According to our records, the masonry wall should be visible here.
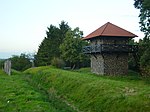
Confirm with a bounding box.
[90,37,129,75]
[90,37,129,45]
[91,54,104,74]
[91,53,128,75]
[103,53,128,75]
[102,37,129,44]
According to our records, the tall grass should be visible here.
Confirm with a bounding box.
[0,69,75,112]
[0,69,56,112]
[24,66,150,112]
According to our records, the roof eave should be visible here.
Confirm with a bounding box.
[82,35,138,40]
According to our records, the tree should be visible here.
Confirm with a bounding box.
[138,37,150,76]
[35,21,90,68]
[128,39,139,71]
[35,37,54,66]
[60,27,89,69]
[59,21,70,40]
[134,0,150,37]
[35,21,70,66]
[10,53,32,71]
[0,59,5,69]
[134,0,150,76]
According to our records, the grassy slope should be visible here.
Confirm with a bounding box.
[24,66,150,112]
[0,70,55,112]
[0,69,75,112]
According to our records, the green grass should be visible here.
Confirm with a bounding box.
[0,69,75,112]
[1,67,150,112]
[24,66,150,112]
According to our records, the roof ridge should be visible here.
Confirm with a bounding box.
[101,22,109,36]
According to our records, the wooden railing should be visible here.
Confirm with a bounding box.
[83,44,138,54]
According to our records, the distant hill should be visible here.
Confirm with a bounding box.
[0,59,5,60]
[0,51,21,59]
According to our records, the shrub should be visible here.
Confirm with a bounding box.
[140,66,150,77]
[0,59,5,69]
[51,57,65,68]
[140,46,150,77]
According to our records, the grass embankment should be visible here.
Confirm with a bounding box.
[24,66,150,112]
[0,69,75,112]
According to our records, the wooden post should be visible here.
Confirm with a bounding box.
[4,60,11,75]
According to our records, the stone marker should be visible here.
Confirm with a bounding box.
[4,60,11,75]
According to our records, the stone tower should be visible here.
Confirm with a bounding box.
[83,22,138,75]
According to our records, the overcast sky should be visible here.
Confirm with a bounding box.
[0,0,144,59]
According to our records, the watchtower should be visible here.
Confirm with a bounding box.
[83,22,138,75]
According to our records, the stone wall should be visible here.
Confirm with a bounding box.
[91,53,128,75]
[90,37,129,75]
[102,37,129,44]
[104,53,128,75]
[90,38,103,45]
[90,37,129,46]
[91,54,104,74]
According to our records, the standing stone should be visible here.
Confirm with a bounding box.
[4,60,11,75]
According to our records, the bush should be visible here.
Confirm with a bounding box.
[51,57,65,68]
[10,53,32,71]
[0,59,5,69]
[139,46,150,77]
[140,66,150,77]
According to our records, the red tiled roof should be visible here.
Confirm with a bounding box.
[82,22,138,40]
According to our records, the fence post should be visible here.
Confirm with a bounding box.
[4,60,11,75]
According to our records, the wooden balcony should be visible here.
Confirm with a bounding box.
[83,44,138,54]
